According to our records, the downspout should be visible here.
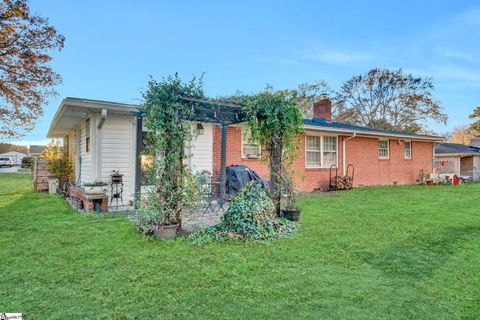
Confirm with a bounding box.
[134,112,144,209]
[343,132,357,176]
[219,124,228,205]
[97,108,107,129]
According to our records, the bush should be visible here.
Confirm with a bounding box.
[129,206,164,235]
[190,183,297,244]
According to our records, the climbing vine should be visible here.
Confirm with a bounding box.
[242,86,304,215]
[140,73,204,225]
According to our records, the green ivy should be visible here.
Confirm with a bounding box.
[139,73,204,225]
[242,86,304,213]
[190,183,296,244]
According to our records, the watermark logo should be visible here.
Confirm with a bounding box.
[0,313,22,320]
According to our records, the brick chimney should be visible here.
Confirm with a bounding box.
[313,95,332,121]
[470,135,480,148]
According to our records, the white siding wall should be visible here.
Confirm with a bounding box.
[64,130,76,178]
[79,124,91,184]
[189,123,213,174]
[100,115,135,205]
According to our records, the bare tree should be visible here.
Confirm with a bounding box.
[334,68,447,133]
[289,80,330,117]
[0,0,64,138]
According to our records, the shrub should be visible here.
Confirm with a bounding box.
[129,206,164,235]
[130,171,202,235]
[190,183,297,244]
[83,181,108,187]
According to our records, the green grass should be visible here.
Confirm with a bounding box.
[1,173,479,319]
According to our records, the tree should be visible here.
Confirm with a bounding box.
[243,86,304,215]
[290,80,330,117]
[469,106,480,133]
[0,142,27,153]
[450,125,477,145]
[334,68,447,133]
[1,0,64,138]
[40,139,72,184]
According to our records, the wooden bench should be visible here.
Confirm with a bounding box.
[68,187,108,212]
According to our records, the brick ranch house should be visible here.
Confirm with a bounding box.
[47,97,442,206]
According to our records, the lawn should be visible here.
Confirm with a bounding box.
[1,173,479,319]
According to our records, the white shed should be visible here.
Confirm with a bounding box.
[47,97,216,209]
[0,151,27,165]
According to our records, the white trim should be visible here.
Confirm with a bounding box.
[404,140,412,160]
[305,134,339,168]
[303,124,443,142]
[48,97,137,138]
[378,139,390,160]
[434,153,480,157]
[240,127,261,159]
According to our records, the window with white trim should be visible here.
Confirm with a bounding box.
[404,141,412,159]
[241,128,261,158]
[378,139,389,159]
[306,136,321,167]
[305,135,338,168]
[323,136,337,167]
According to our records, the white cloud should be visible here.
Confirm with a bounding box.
[305,49,374,65]
[434,48,475,62]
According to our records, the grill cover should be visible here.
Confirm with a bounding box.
[226,165,268,198]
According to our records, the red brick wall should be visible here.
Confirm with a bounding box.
[345,137,433,186]
[212,125,434,191]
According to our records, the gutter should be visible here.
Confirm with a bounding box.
[343,132,357,175]
[304,124,443,142]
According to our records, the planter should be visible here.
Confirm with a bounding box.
[282,209,301,221]
[154,223,180,240]
[83,186,107,195]
[426,180,434,185]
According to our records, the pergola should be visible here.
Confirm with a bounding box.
[133,97,247,207]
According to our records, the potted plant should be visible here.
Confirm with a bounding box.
[83,181,108,194]
[130,205,178,239]
[281,172,301,221]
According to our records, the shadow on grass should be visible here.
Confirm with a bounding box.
[365,226,480,280]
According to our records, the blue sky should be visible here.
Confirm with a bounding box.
[11,0,480,145]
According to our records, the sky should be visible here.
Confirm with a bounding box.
[9,0,480,145]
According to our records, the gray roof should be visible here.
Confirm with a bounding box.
[29,145,46,155]
[434,143,480,155]
[303,118,442,140]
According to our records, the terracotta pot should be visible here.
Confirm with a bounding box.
[282,209,301,221]
[426,180,434,185]
[154,223,179,240]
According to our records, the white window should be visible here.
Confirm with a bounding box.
[305,135,338,168]
[378,139,389,159]
[323,136,337,168]
[241,128,261,158]
[306,136,321,167]
[404,141,412,159]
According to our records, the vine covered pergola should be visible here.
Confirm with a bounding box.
[133,96,246,209]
